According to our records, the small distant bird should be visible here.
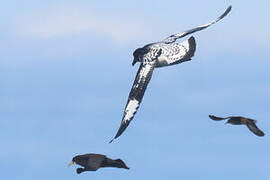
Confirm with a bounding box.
[110,6,232,142]
[209,115,265,137]
[68,153,129,174]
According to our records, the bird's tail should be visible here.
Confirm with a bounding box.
[209,115,231,121]
[114,159,130,169]
[102,158,130,169]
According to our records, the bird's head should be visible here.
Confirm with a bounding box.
[68,155,87,167]
[132,47,147,66]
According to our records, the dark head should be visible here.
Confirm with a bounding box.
[68,155,88,168]
[132,47,147,66]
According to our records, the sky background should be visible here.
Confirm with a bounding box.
[1,0,270,179]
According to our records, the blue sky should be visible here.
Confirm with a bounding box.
[1,0,270,179]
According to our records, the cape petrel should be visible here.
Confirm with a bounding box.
[110,6,232,142]
[209,115,265,137]
[68,153,129,174]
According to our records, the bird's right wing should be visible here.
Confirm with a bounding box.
[162,5,232,44]
[246,122,265,137]
[209,115,231,121]
[110,61,156,143]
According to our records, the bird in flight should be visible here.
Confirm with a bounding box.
[68,153,129,174]
[209,115,265,137]
[110,6,232,143]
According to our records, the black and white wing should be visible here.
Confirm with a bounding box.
[246,121,265,137]
[156,36,196,68]
[162,5,232,44]
[110,61,156,143]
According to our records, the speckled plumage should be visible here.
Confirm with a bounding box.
[110,6,232,142]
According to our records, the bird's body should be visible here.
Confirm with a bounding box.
[154,37,196,67]
[110,6,232,142]
[209,115,265,137]
[134,37,196,68]
[68,153,129,174]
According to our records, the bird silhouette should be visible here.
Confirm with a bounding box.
[68,153,129,174]
[110,6,232,142]
[209,115,265,137]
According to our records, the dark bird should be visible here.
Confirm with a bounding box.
[209,115,265,137]
[68,153,129,174]
[110,6,232,142]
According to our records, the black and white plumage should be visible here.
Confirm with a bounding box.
[209,115,265,137]
[68,153,129,174]
[110,6,232,142]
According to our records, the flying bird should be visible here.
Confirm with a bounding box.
[110,6,232,143]
[209,115,265,137]
[68,153,129,174]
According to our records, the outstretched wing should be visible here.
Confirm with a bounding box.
[246,122,265,137]
[110,61,156,143]
[209,115,231,121]
[162,5,232,44]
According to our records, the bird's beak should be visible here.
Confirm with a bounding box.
[67,161,74,167]
[132,59,137,66]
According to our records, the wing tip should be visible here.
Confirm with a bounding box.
[209,115,225,121]
[219,5,232,20]
[253,129,265,137]
[109,127,124,143]
[209,115,216,120]
[247,122,265,137]
[255,127,265,137]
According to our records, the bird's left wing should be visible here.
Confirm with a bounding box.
[110,61,156,142]
[162,5,232,44]
[209,115,231,121]
[246,121,265,137]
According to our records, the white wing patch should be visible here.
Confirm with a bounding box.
[163,42,188,60]
[110,61,156,142]
[124,99,139,123]
[181,39,190,50]
[156,37,196,67]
